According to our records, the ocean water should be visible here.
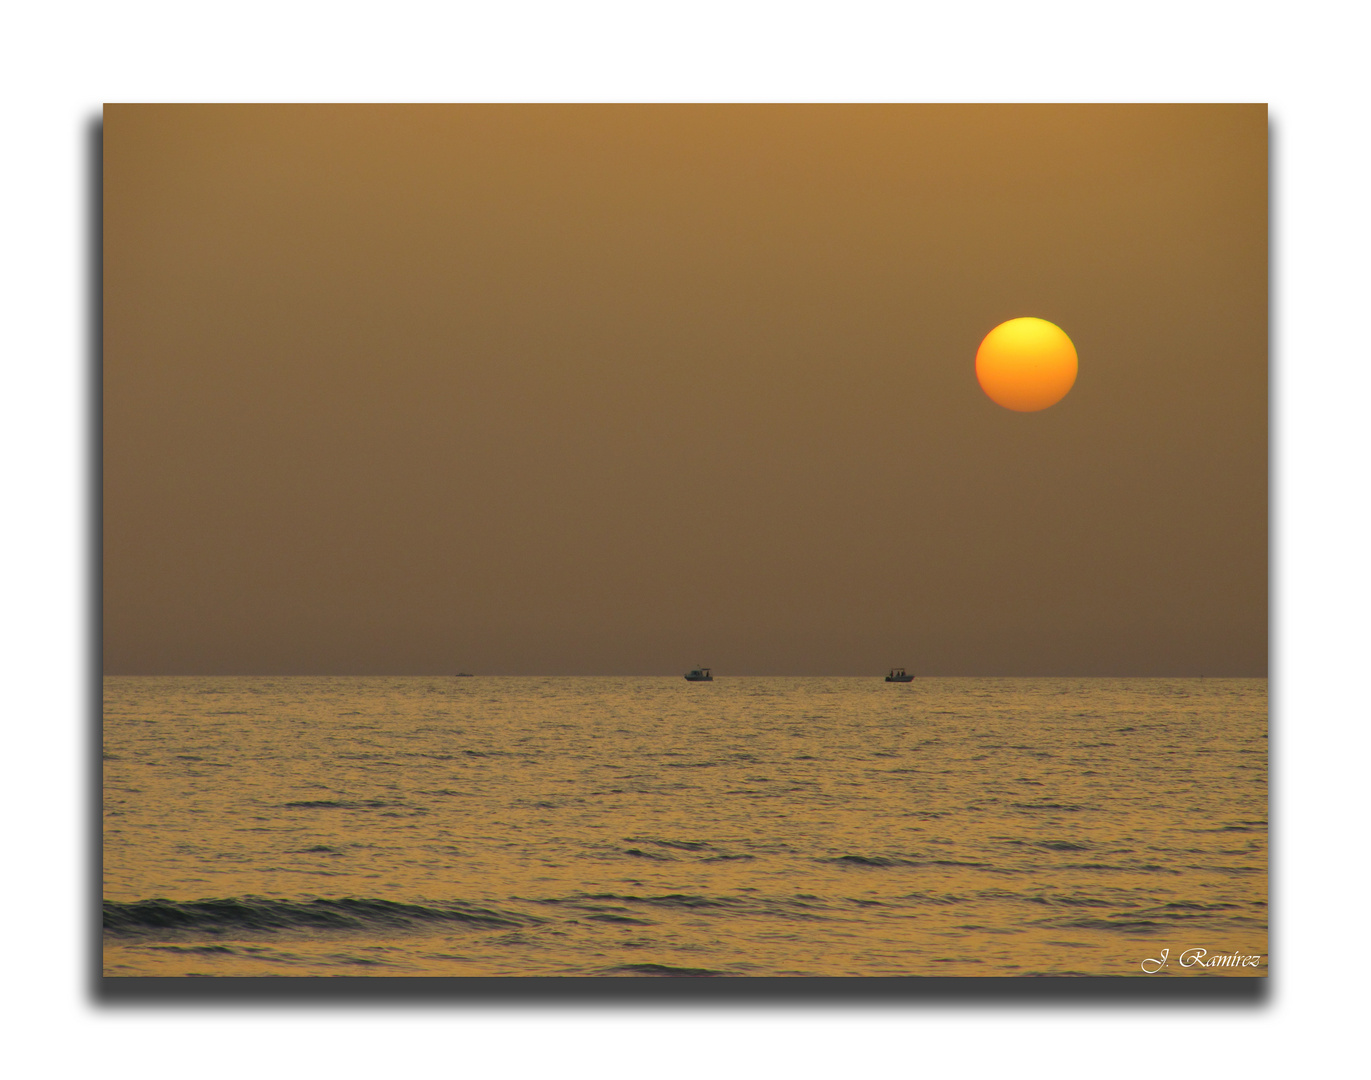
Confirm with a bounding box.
[103,676,1267,977]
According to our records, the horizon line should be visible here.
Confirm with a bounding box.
[101,671,1269,679]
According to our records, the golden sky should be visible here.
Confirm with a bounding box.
[103,104,1266,675]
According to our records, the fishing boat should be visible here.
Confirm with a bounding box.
[684,667,713,682]
[885,668,914,682]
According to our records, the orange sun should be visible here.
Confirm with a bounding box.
[975,317,1078,412]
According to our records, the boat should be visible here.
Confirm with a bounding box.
[885,668,914,682]
[454,672,474,677]
[684,667,713,682]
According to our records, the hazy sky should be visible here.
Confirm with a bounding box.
[103,104,1266,675]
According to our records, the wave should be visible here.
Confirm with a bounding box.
[537,892,831,920]
[579,892,738,910]
[283,800,398,809]
[829,855,919,868]
[1049,917,1166,933]
[103,897,537,938]
[624,837,712,851]
[585,913,654,925]
[826,855,991,869]
[1010,802,1094,812]
[601,962,727,977]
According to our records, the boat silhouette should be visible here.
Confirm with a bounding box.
[684,667,713,682]
[885,668,914,682]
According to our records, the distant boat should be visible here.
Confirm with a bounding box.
[454,672,474,677]
[885,668,914,682]
[684,667,713,682]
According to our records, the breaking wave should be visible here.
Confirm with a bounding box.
[103,897,537,938]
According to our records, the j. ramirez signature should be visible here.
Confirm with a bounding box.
[1141,948,1263,973]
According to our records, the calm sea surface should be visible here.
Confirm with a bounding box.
[103,676,1267,977]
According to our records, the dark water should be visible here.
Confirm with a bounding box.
[103,676,1267,976]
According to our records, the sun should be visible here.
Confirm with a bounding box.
[975,317,1078,412]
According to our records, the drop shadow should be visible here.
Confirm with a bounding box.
[86,110,107,1007]
[97,973,1267,1007]
[1264,107,1278,1005]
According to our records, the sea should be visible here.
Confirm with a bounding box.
[102,676,1267,977]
